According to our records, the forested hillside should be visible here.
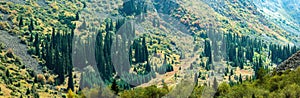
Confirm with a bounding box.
[0,0,299,98]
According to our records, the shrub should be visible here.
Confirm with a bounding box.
[0,43,5,50]
[20,37,27,45]
[0,14,3,20]
[27,47,35,55]
[15,82,21,87]
[120,85,168,98]
[47,76,55,84]
[10,91,18,96]
[0,6,10,14]
[37,74,46,85]
[8,28,19,35]
[15,56,22,65]
[26,88,30,95]
[0,65,5,70]
[67,89,75,98]
[5,48,14,58]
[20,64,25,69]
[0,21,10,30]
[42,66,48,73]
[27,69,36,77]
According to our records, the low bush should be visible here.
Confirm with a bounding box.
[0,42,5,50]
[5,48,14,58]
[0,6,10,14]
[37,74,46,85]
[0,21,10,30]
[27,47,35,55]
[0,65,5,70]
[47,76,55,85]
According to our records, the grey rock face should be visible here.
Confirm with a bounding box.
[277,51,300,72]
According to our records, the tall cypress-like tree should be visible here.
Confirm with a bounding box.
[45,34,53,69]
[34,33,40,57]
[204,39,212,65]
[111,79,119,95]
[95,30,106,78]
[67,68,74,91]
[29,18,34,33]
[129,45,133,66]
[239,74,243,84]
[213,77,218,90]
[104,31,114,80]
[30,33,34,42]
[19,16,23,29]
[55,36,65,84]
[142,37,151,73]
[75,11,80,20]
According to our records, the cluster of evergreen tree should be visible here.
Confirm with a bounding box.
[94,18,116,82]
[156,54,174,74]
[225,32,298,68]
[152,0,298,80]
[58,11,78,30]
[132,37,149,64]
[269,44,297,64]
[120,0,147,16]
[201,28,298,80]
[131,37,151,74]
[202,29,226,71]
[224,32,256,69]
[92,18,157,90]
[43,28,74,85]
[26,17,75,86]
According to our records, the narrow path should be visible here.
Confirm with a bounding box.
[0,30,41,74]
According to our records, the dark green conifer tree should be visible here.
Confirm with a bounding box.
[111,79,119,95]
[29,18,34,33]
[67,68,74,91]
[34,33,40,57]
[19,16,23,29]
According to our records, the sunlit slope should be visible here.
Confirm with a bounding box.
[177,0,298,44]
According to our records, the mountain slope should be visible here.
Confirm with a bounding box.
[0,0,299,97]
[201,0,297,44]
[0,30,41,74]
[253,0,300,42]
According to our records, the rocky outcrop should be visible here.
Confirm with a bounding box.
[276,50,300,72]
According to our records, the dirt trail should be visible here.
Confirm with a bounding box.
[0,30,41,74]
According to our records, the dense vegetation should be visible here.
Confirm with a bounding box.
[0,0,83,97]
[216,67,300,98]
[0,43,43,97]
[111,67,300,98]
[201,29,298,77]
